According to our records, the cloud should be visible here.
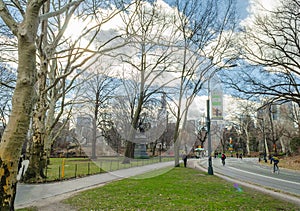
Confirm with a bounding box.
[240,0,281,27]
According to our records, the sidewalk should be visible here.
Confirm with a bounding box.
[15,161,174,209]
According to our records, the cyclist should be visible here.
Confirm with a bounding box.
[221,153,226,166]
[270,155,279,173]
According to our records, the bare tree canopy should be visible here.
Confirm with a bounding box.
[224,0,300,105]
[0,0,238,208]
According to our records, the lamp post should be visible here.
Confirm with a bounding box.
[206,97,213,175]
[205,63,236,175]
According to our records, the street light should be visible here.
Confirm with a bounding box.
[206,66,216,175]
[206,97,213,175]
[206,63,237,175]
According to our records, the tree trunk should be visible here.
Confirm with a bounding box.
[173,119,180,167]
[0,0,43,206]
[24,60,47,182]
[0,38,37,209]
[264,136,270,158]
[245,130,251,156]
[123,141,135,163]
[24,1,51,182]
[125,141,135,158]
[152,140,157,156]
[44,98,57,164]
[123,94,143,161]
[92,118,97,159]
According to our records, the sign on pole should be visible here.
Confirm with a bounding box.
[211,89,223,120]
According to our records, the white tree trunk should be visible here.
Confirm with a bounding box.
[279,137,285,153]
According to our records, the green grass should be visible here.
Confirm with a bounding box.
[44,158,102,181]
[63,166,300,210]
[16,208,37,211]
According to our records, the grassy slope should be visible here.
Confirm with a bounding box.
[64,167,299,210]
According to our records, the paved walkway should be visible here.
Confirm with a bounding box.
[15,161,174,209]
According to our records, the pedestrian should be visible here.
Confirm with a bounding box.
[182,153,188,167]
[239,153,243,159]
[221,153,226,166]
[264,153,267,163]
[236,152,239,158]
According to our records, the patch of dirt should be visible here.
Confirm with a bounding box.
[280,155,300,171]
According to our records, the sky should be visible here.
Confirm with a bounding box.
[87,0,276,123]
[239,0,280,26]
[187,0,279,121]
[0,0,278,126]
[236,0,250,20]
[53,0,278,124]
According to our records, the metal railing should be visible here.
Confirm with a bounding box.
[43,156,174,182]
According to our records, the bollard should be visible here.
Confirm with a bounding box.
[75,164,77,178]
[61,158,66,179]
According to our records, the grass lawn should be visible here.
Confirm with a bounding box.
[44,158,102,181]
[63,166,299,210]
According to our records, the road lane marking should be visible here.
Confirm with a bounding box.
[228,166,300,185]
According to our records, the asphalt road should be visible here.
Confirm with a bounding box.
[199,157,300,197]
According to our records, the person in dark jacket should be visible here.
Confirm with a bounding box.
[270,155,279,173]
[182,153,188,167]
[221,153,226,166]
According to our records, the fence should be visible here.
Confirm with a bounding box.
[44,156,174,182]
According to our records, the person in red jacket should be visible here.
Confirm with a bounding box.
[221,153,226,166]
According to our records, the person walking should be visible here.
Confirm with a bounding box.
[182,153,188,167]
[221,153,226,166]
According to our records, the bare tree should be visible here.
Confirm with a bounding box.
[75,61,120,159]
[227,0,300,106]
[227,99,258,156]
[282,103,300,153]
[0,0,127,207]
[258,102,298,155]
[23,1,129,182]
[167,0,237,166]
[0,0,48,208]
[110,0,178,161]
[0,64,15,131]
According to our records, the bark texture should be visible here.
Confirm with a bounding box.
[0,0,44,208]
